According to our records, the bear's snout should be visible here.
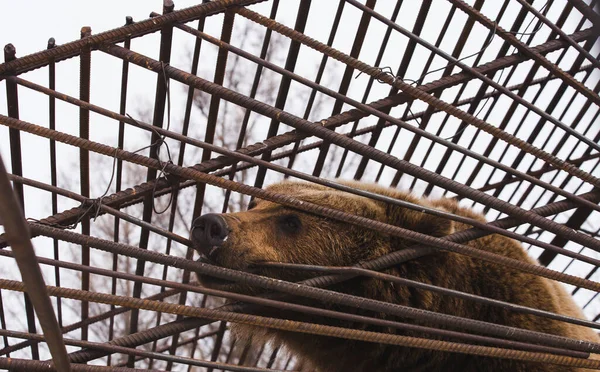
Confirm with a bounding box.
[191,213,230,258]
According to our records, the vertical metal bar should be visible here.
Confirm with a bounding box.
[191,8,236,219]
[335,0,401,179]
[46,37,63,331]
[252,0,312,189]
[128,1,174,368]
[567,0,600,30]
[434,0,564,197]
[79,26,92,344]
[265,345,280,369]
[287,0,344,176]
[237,337,252,366]
[311,0,376,177]
[449,0,600,107]
[207,321,227,372]
[516,0,600,69]
[223,0,280,204]
[108,16,134,367]
[465,2,576,201]
[380,3,461,185]
[391,0,521,188]
[161,11,210,371]
[353,0,432,180]
[0,293,8,357]
[224,336,236,364]
[191,10,238,366]
[3,44,24,206]
[3,42,39,361]
[0,153,72,371]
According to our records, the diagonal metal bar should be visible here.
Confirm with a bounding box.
[345,0,600,154]
[0,26,591,246]
[98,40,600,253]
[568,0,600,28]
[0,0,266,79]
[0,26,594,261]
[2,272,600,368]
[3,114,599,295]
[515,0,600,70]
[234,6,600,189]
[0,155,71,370]
[449,0,600,107]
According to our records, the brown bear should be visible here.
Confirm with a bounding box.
[191,180,600,371]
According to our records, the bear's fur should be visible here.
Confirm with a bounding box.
[193,180,599,371]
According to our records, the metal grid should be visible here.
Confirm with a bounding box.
[0,0,599,370]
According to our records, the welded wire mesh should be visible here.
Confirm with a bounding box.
[0,0,599,370]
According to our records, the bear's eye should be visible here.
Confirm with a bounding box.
[278,215,302,234]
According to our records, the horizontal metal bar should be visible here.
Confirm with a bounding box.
[1,278,599,368]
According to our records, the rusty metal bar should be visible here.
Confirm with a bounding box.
[0,329,286,372]
[353,0,456,180]
[9,136,595,267]
[7,173,191,246]
[97,43,600,253]
[0,0,266,79]
[344,0,600,155]
[0,155,71,370]
[1,238,590,361]
[1,26,590,244]
[207,321,228,372]
[253,0,313,189]
[257,261,600,331]
[568,0,600,28]
[221,0,281,206]
[46,36,63,331]
[193,8,236,218]
[79,25,92,343]
[450,0,600,107]
[5,111,600,283]
[311,0,377,177]
[3,112,600,293]
[1,278,599,369]
[290,0,345,175]
[0,286,182,357]
[24,222,600,355]
[419,1,566,195]
[35,185,598,364]
[13,75,597,261]
[106,15,600,215]
[516,0,600,70]
[127,2,175,367]
[477,39,599,208]
[108,15,134,367]
[235,6,600,188]
[0,356,156,372]
[3,44,24,207]
[2,42,39,361]
[159,9,210,370]
[181,10,237,363]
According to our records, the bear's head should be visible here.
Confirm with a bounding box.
[190,180,454,288]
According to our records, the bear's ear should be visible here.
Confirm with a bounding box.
[385,204,454,238]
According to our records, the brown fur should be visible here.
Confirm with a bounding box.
[195,180,599,371]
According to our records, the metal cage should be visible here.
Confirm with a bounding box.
[0,0,599,370]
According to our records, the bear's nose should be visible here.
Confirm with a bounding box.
[191,214,229,257]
